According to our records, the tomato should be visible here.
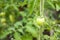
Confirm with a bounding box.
[2,23,7,26]
[36,17,45,25]
[0,12,5,16]
[9,14,15,23]
[1,18,6,23]
[52,21,56,24]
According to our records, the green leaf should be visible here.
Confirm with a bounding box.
[14,22,22,28]
[25,25,38,37]
[56,4,60,11]
[28,0,36,15]
[17,28,24,34]
[47,1,55,9]
[44,35,50,39]
[14,32,22,40]
[21,33,32,40]
[0,29,12,39]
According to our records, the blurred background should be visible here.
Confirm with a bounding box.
[0,0,60,40]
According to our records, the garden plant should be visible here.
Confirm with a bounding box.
[0,0,60,40]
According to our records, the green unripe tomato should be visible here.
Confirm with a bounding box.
[1,18,6,23]
[0,12,5,16]
[2,23,7,26]
[36,17,45,26]
[52,21,56,25]
[9,14,15,23]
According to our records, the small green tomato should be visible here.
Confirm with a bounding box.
[52,21,56,24]
[9,14,15,23]
[2,23,7,26]
[36,17,45,25]
[0,12,5,16]
[1,18,6,23]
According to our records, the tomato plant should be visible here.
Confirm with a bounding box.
[0,12,5,17]
[0,0,60,40]
[36,17,45,26]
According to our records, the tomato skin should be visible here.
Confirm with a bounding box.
[52,21,56,25]
[1,18,6,23]
[36,17,45,25]
[0,12,5,16]
[2,23,7,26]
[9,14,15,23]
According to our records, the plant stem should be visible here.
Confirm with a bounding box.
[40,0,44,17]
[38,0,45,40]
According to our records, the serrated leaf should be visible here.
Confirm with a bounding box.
[56,4,60,11]
[17,28,24,34]
[28,0,36,15]
[25,25,38,37]
[0,30,12,39]
[47,1,55,9]
[14,32,22,40]
[21,34,32,40]
[14,22,22,28]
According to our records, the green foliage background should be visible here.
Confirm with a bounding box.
[0,0,60,40]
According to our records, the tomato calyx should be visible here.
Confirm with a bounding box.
[36,17,45,26]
